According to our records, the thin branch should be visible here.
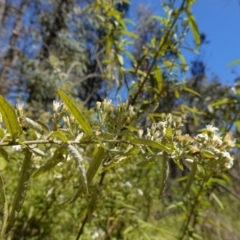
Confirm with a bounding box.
[0,138,131,147]
[128,0,187,107]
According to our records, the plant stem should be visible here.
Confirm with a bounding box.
[75,213,88,240]
[178,180,205,240]
[128,0,187,107]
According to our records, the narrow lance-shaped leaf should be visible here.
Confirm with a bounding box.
[158,152,169,199]
[57,90,93,136]
[185,9,201,49]
[211,192,224,210]
[25,117,44,134]
[154,65,163,93]
[71,147,105,202]
[67,144,88,195]
[48,130,68,143]
[210,99,235,107]
[33,146,65,178]
[130,138,170,153]
[183,160,197,195]
[182,86,201,97]
[0,173,8,236]
[6,149,32,233]
[227,59,240,66]
[0,95,20,139]
[0,148,9,171]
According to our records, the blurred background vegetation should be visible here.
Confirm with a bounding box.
[0,0,240,239]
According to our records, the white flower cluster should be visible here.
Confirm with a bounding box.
[193,126,235,170]
[139,114,235,172]
[96,99,136,131]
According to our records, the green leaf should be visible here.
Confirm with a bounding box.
[154,66,163,93]
[57,89,93,136]
[6,149,32,233]
[201,150,215,159]
[67,145,88,195]
[36,120,50,132]
[185,9,201,48]
[182,86,201,97]
[159,152,169,198]
[87,147,105,183]
[33,147,65,178]
[211,192,224,210]
[0,157,7,171]
[0,128,4,139]
[25,117,44,134]
[227,59,240,66]
[210,99,235,107]
[183,160,197,195]
[71,147,105,202]
[0,174,8,236]
[130,138,170,153]
[124,146,139,156]
[48,130,68,143]
[123,50,135,61]
[121,30,138,39]
[30,148,46,157]
[0,95,20,139]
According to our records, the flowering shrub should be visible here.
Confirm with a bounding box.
[0,91,236,238]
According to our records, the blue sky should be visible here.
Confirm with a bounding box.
[130,0,240,85]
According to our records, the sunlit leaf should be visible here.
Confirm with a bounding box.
[182,86,201,97]
[25,117,44,134]
[6,149,32,233]
[57,89,93,136]
[33,147,65,178]
[48,130,68,143]
[211,192,224,210]
[201,150,215,159]
[227,59,240,66]
[121,30,138,39]
[210,99,235,107]
[67,144,88,195]
[0,95,20,139]
[130,138,170,153]
[185,9,200,48]
[154,65,163,93]
[30,148,46,157]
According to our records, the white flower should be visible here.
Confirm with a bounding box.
[197,133,208,142]
[221,151,234,169]
[12,145,22,151]
[206,125,219,134]
[16,103,24,116]
[224,133,236,148]
[212,134,222,145]
[138,129,144,138]
[53,100,63,112]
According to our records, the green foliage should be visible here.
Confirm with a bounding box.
[0,0,239,239]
